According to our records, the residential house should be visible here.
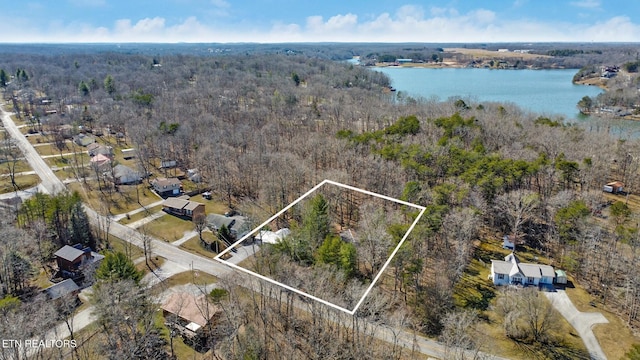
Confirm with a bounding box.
[162,197,205,220]
[490,253,555,287]
[43,278,80,301]
[151,177,181,197]
[256,228,291,244]
[73,133,95,147]
[111,164,142,185]
[90,153,111,172]
[86,143,114,157]
[54,244,104,275]
[161,292,221,339]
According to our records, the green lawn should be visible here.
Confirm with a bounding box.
[142,215,195,242]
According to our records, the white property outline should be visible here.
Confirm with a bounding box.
[214,179,426,315]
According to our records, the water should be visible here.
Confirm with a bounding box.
[375,66,603,121]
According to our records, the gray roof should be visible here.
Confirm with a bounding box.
[54,245,84,262]
[491,260,512,274]
[207,214,234,229]
[113,164,140,178]
[44,278,79,300]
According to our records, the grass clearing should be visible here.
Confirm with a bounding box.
[118,204,163,225]
[179,232,219,258]
[143,215,195,242]
[103,233,144,259]
[0,160,32,175]
[69,181,161,215]
[189,194,229,215]
[0,173,40,194]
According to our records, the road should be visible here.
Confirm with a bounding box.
[1,101,508,359]
[545,289,609,360]
[0,103,64,195]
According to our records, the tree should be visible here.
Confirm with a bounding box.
[494,288,560,344]
[103,74,116,95]
[78,80,90,96]
[95,251,142,283]
[577,95,593,114]
[0,69,7,87]
[91,280,167,359]
[194,213,208,243]
[440,310,482,360]
[494,189,539,249]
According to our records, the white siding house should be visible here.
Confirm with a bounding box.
[490,253,555,286]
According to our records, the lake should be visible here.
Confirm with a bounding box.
[374,66,603,121]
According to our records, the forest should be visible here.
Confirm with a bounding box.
[0,44,640,359]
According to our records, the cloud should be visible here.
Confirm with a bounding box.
[570,0,601,9]
[2,4,640,43]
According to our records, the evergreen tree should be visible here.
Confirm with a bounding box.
[95,252,142,283]
[0,69,7,87]
[103,74,116,95]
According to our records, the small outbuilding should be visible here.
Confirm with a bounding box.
[603,181,624,194]
[555,270,568,285]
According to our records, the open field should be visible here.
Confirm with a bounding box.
[444,47,551,60]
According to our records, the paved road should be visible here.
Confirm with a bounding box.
[0,103,64,194]
[545,289,608,360]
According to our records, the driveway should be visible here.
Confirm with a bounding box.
[545,289,608,360]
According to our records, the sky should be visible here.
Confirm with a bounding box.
[1,0,640,43]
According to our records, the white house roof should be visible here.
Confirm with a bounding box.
[257,228,290,244]
[494,253,554,280]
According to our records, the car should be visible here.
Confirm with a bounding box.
[225,209,238,217]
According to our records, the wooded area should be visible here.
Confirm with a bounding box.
[1,44,639,359]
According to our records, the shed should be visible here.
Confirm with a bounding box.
[555,270,568,285]
[603,181,624,194]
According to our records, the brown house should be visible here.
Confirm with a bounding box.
[162,197,205,220]
[161,292,220,338]
[54,244,104,273]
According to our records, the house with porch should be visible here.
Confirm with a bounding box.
[161,292,221,340]
[490,253,555,287]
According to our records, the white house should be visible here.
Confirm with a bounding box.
[490,253,555,286]
[256,228,291,244]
